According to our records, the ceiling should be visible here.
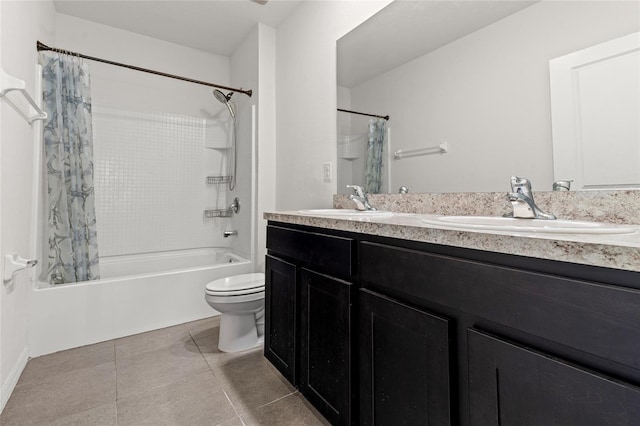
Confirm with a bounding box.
[338,0,537,87]
[53,0,303,56]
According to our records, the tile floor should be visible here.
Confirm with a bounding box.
[1,317,329,426]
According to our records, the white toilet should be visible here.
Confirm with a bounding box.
[204,273,265,353]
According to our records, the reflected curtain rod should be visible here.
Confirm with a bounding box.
[337,108,389,121]
[36,41,252,97]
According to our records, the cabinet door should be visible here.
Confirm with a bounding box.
[359,289,452,426]
[300,268,354,426]
[468,329,640,425]
[264,255,297,384]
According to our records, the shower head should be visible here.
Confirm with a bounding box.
[213,89,235,118]
[213,89,232,104]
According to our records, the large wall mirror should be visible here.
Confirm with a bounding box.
[337,1,640,194]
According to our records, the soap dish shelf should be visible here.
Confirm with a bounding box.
[206,175,233,185]
[204,209,233,218]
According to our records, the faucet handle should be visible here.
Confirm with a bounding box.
[510,176,532,195]
[346,185,366,198]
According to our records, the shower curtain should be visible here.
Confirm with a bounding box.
[364,118,386,194]
[40,52,100,284]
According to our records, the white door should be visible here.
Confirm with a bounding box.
[550,32,640,190]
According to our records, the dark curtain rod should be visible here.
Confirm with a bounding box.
[36,41,252,97]
[337,108,389,121]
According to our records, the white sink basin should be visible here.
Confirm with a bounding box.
[420,215,637,235]
[298,209,394,219]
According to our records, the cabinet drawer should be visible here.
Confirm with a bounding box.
[267,225,354,279]
[360,241,640,370]
[469,329,640,425]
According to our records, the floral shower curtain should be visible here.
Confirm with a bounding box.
[363,118,386,194]
[40,53,100,284]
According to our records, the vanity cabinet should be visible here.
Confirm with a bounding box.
[265,224,356,425]
[265,221,640,425]
[264,255,297,383]
[359,289,452,425]
[300,269,355,425]
[468,329,640,425]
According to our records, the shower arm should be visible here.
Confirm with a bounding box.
[36,41,252,97]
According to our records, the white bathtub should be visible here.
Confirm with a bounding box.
[29,248,252,357]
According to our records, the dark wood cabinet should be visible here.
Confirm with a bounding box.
[264,254,297,384]
[265,221,640,426]
[300,269,354,425]
[266,224,356,425]
[468,328,640,425]
[359,289,453,425]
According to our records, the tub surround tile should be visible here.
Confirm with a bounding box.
[1,363,116,426]
[240,393,330,426]
[17,340,115,387]
[117,371,236,426]
[116,340,210,399]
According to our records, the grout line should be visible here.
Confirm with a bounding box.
[222,388,245,426]
[252,390,298,411]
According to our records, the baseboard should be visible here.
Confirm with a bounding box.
[0,346,29,414]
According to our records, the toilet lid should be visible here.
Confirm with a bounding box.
[205,273,265,296]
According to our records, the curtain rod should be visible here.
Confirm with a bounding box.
[36,41,252,97]
[337,108,389,121]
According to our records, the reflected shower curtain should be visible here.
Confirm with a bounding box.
[40,53,100,284]
[364,118,386,194]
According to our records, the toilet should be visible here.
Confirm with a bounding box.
[204,273,265,353]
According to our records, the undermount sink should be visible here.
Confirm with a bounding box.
[419,215,637,235]
[298,209,394,219]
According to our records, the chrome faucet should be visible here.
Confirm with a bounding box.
[505,176,556,220]
[223,230,238,238]
[346,185,376,211]
[553,180,573,191]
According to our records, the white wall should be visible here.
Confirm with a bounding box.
[230,24,260,262]
[0,0,55,411]
[275,0,392,210]
[350,1,640,193]
[255,24,276,272]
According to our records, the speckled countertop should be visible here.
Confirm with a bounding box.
[264,191,640,273]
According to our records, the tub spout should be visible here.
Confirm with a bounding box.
[224,230,238,238]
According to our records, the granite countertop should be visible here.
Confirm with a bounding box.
[264,210,640,273]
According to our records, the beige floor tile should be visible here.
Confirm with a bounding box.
[116,340,210,398]
[48,403,117,426]
[117,371,236,426]
[184,315,221,340]
[213,350,296,415]
[194,333,262,370]
[18,340,115,387]
[218,417,245,426]
[0,363,116,426]
[115,324,193,359]
[241,393,329,426]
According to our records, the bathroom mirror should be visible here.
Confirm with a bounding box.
[337,0,640,194]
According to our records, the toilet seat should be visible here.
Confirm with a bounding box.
[205,273,264,297]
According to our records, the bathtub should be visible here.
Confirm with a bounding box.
[28,248,253,357]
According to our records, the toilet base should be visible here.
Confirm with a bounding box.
[218,313,262,353]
